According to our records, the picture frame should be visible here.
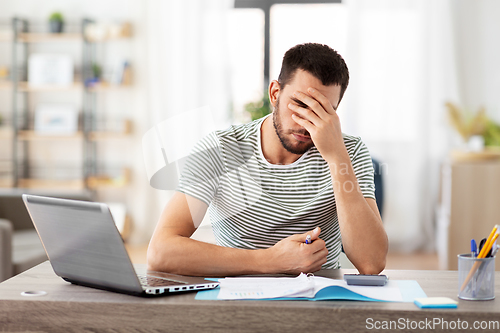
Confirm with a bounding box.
[34,104,78,135]
[28,54,73,86]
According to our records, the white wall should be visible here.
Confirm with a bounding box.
[453,0,500,122]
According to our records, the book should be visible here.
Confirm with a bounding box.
[195,273,427,302]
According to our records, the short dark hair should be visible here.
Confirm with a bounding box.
[277,43,349,102]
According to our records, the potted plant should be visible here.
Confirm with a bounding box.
[92,63,102,81]
[85,63,103,87]
[244,94,271,121]
[446,102,500,160]
[49,12,64,33]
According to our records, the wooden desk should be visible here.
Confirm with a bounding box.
[0,262,499,332]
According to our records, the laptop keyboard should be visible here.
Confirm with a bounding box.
[138,275,188,287]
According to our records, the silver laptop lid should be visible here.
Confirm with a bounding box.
[22,194,143,293]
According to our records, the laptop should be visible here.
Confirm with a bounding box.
[22,194,219,297]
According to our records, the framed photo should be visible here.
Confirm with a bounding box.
[34,104,78,135]
[28,54,73,86]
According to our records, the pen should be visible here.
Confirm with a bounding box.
[461,226,498,291]
[305,235,311,244]
[491,243,499,257]
[471,239,477,257]
[486,235,498,257]
[478,238,486,254]
[471,238,478,298]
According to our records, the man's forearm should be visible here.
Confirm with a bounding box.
[328,151,388,274]
[148,191,328,277]
[147,235,269,277]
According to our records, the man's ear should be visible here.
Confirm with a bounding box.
[268,80,281,110]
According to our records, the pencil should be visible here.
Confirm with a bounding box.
[460,226,498,292]
[460,234,497,292]
[460,226,498,291]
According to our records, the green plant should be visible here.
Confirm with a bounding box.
[92,63,102,79]
[244,94,271,121]
[483,120,500,147]
[446,102,487,141]
[49,12,64,22]
[446,102,500,147]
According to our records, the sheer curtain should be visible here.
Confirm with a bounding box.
[132,0,233,244]
[341,0,459,252]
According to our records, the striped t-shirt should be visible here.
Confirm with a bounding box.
[177,115,375,268]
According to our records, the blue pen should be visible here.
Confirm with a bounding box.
[305,235,311,244]
[471,239,477,257]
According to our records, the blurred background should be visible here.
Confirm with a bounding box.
[1,0,500,280]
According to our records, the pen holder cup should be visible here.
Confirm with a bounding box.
[458,254,495,301]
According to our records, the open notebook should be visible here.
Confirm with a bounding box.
[196,273,427,302]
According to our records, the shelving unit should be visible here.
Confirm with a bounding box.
[4,17,133,195]
[0,22,12,188]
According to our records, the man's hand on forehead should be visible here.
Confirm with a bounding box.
[288,87,344,163]
[290,96,309,111]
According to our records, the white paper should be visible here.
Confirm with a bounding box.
[218,273,315,300]
[217,274,403,302]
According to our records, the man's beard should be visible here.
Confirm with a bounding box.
[272,97,314,155]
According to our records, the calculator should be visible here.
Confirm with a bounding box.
[343,274,388,286]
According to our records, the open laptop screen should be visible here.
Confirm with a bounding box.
[23,195,142,293]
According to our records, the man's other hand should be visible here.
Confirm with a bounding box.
[266,227,328,274]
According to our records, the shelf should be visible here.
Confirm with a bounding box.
[16,130,131,141]
[87,168,130,189]
[17,131,83,141]
[0,31,12,42]
[0,81,11,90]
[18,178,85,190]
[15,32,132,43]
[0,127,12,139]
[17,82,83,92]
[87,83,133,92]
[17,32,83,43]
[0,178,13,188]
[89,119,132,140]
[451,148,500,162]
[12,82,131,92]
[89,132,131,140]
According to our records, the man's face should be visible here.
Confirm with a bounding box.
[272,70,342,155]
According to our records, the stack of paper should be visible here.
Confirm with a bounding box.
[218,273,316,299]
[218,274,403,301]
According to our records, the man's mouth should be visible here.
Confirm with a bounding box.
[292,133,311,142]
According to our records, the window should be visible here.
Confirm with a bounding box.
[227,9,265,122]
[270,4,347,80]
[229,2,347,120]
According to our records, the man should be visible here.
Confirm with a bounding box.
[148,43,387,276]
